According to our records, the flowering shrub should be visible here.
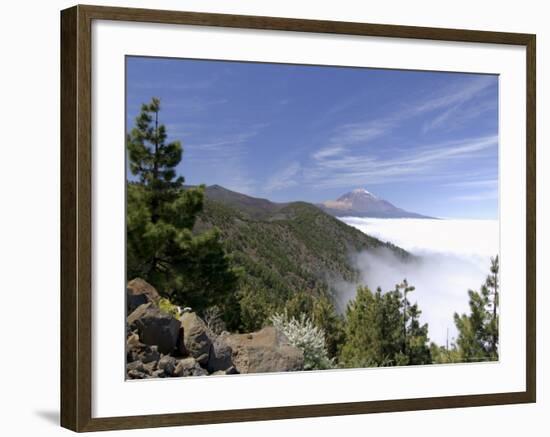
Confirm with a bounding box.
[270,311,333,370]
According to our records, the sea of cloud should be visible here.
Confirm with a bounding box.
[336,217,499,346]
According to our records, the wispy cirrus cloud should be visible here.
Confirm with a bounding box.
[169,123,269,155]
[189,131,260,152]
[312,146,346,161]
[446,178,498,202]
[264,161,302,193]
[180,123,270,195]
[453,190,498,201]
[300,76,498,191]
[413,75,495,115]
[303,135,498,189]
[161,97,228,115]
[323,75,497,152]
[328,123,389,147]
[445,179,498,189]
[422,92,497,133]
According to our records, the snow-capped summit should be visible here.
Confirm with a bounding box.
[318,188,432,219]
[351,187,377,198]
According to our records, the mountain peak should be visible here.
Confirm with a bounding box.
[319,188,433,219]
[351,187,377,197]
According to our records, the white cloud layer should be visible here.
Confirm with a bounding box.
[336,218,499,346]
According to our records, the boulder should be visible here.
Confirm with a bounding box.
[127,303,152,330]
[174,357,208,377]
[126,331,141,347]
[127,278,160,313]
[152,369,166,378]
[131,305,181,354]
[142,360,157,375]
[210,366,239,376]
[126,360,153,379]
[126,339,160,364]
[126,360,144,372]
[181,312,214,365]
[158,355,177,377]
[140,345,160,364]
[206,335,233,373]
[225,365,239,375]
[224,327,304,374]
[127,369,148,379]
[126,353,160,380]
[126,345,139,364]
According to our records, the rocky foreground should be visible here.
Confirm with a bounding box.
[126,278,305,379]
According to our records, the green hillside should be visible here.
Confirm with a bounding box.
[193,185,409,321]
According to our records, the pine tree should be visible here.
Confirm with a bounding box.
[284,290,315,320]
[312,294,345,359]
[127,97,184,224]
[453,255,499,362]
[339,286,386,367]
[339,281,431,368]
[487,256,499,356]
[398,280,431,365]
[126,97,240,322]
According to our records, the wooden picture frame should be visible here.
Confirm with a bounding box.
[60,4,536,432]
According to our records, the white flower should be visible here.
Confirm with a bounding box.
[270,312,333,370]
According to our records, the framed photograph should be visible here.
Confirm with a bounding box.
[60,4,536,432]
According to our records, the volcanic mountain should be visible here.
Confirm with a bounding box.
[318,188,433,219]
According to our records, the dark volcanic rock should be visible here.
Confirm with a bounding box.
[174,357,208,377]
[127,278,161,313]
[158,355,177,377]
[142,360,157,374]
[152,369,166,378]
[126,360,154,379]
[225,365,239,375]
[139,345,160,364]
[126,360,145,372]
[206,335,233,373]
[126,333,160,364]
[127,303,152,330]
[127,369,148,379]
[131,305,181,354]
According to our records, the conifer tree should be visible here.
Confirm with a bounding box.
[398,280,431,365]
[127,97,184,223]
[487,256,499,355]
[429,342,462,364]
[312,294,345,359]
[339,281,431,367]
[340,286,386,367]
[284,290,315,320]
[126,97,240,321]
[453,256,499,362]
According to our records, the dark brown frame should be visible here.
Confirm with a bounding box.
[60,4,536,432]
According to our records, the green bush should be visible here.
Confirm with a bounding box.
[158,297,180,318]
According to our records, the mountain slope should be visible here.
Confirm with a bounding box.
[193,185,409,312]
[319,188,434,219]
[203,184,289,220]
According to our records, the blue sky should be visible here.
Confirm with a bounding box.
[126,56,499,219]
